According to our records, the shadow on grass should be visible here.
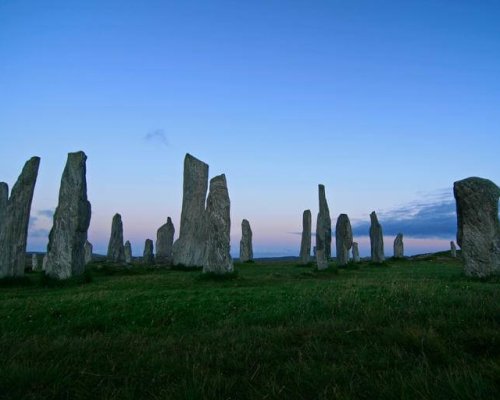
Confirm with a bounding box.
[0,276,33,287]
[196,270,239,282]
[39,270,93,288]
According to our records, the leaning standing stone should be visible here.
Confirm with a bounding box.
[450,241,457,258]
[239,219,253,262]
[352,242,360,262]
[124,240,132,264]
[0,157,40,278]
[299,210,312,264]
[393,233,404,258]
[369,211,385,263]
[32,254,39,271]
[203,174,233,274]
[45,152,92,279]
[84,240,93,265]
[335,213,353,266]
[454,177,500,277]
[143,239,155,265]
[156,217,175,264]
[107,213,125,263]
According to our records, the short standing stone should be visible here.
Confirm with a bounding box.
[369,211,385,263]
[84,240,93,265]
[454,177,500,277]
[156,217,175,264]
[393,233,404,258]
[107,213,125,263]
[203,174,233,274]
[32,254,39,271]
[143,239,155,265]
[172,154,209,267]
[124,240,132,264]
[450,241,457,258]
[0,157,40,278]
[42,254,48,271]
[352,242,360,262]
[239,219,253,262]
[45,152,91,279]
[299,210,312,264]
[335,214,353,266]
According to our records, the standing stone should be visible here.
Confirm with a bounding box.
[299,210,312,264]
[84,240,93,265]
[316,184,331,270]
[0,157,40,278]
[369,211,385,263]
[107,213,125,263]
[450,241,457,258]
[156,217,175,264]
[143,239,155,265]
[124,240,132,264]
[352,242,360,262]
[454,177,500,277]
[45,152,91,279]
[32,254,39,271]
[335,214,353,266]
[172,154,209,267]
[203,174,233,274]
[42,254,48,271]
[394,233,404,258]
[0,182,8,230]
[239,219,253,262]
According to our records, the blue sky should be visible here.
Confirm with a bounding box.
[1,0,499,257]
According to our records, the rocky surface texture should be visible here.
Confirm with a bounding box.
[369,211,385,263]
[450,241,457,258]
[239,219,253,262]
[143,239,155,265]
[156,217,175,264]
[316,184,331,270]
[393,233,404,258]
[0,182,8,229]
[454,177,500,277]
[84,240,93,265]
[299,210,312,264]
[32,254,39,272]
[352,242,360,262]
[335,214,353,266]
[107,213,125,263]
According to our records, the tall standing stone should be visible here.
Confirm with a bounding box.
[107,213,125,263]
[299,210,312,264]
[156,217,175,264]
[124,240,132,264]
[0,182,8,230]
[393,233,404,258]
[239,219,253,262]
[203,174,233,274]
[454,177,500,277]
[450,241,457,258]
[84,240,93,265]
[335,213,353,266]
[143,239,155,265]
[172,154,209,267]
[369,211,385,263]
[0,157,40,278]
[352,242,360,262]
[32,254,39,272]
[45,152,91,279]
[316,184,331,270]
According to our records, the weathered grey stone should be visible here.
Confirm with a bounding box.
[42,254,48,271]
[143,239,155,265]
[299,210,312,264]
[335,213,353,266]
[107,213,125,263]
[352,242,360,262]
[450,241,457,258]
[45,152,91,279]
[0,182,8,230]
[84,240,93,265]
[369,211,385,263]
[0,157,40,278]
[32,254,39,271]
[203,174,233,274]
[394,233,404,258]
[316,184,331,269]
[172,154,209,267]
[454,177,500,277]
[239,219,253,262]
[124,240,132,264]
[156,217,175,264]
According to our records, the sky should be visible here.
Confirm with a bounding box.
[1,0,499,257]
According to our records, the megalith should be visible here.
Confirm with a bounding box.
[369,211,385,263]
[450,241,457,258]
[32,254,39,271]
[0,182,8,229]
[335,213,353,266]
[203,174,233,274]
[172,154,209,267]
[107,213,125,263]
[239,219,253,262]
[0,157,40,278]
[143,239,155,265]
[45,151,91,279]
[156,217,175,264]
[316,184,331,270]
[84,240,93,265]
[124,240,132,264]
[393,233,404,258]
[454,177,500,277]
[299,210,311,264]
[352,242,360,262]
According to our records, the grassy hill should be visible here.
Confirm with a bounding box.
[0,256,499,399]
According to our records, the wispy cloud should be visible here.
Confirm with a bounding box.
[30,229,50,238]
[37,209,54,218]
[144,129,169,147]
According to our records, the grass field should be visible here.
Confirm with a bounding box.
[0,255,499,399]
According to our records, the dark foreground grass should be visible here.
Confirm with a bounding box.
[0,257,499,399]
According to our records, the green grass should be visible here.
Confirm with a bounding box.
[0,256,499,399]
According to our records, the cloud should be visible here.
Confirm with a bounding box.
[29,229,50,238]
[37,209,54,218]
[144,129,169,147]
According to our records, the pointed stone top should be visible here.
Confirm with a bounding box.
[167,216,172,224]
[113,213,122,220]
[125,240,131,245]
[370,211,379,223]
[185,153,209,166]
